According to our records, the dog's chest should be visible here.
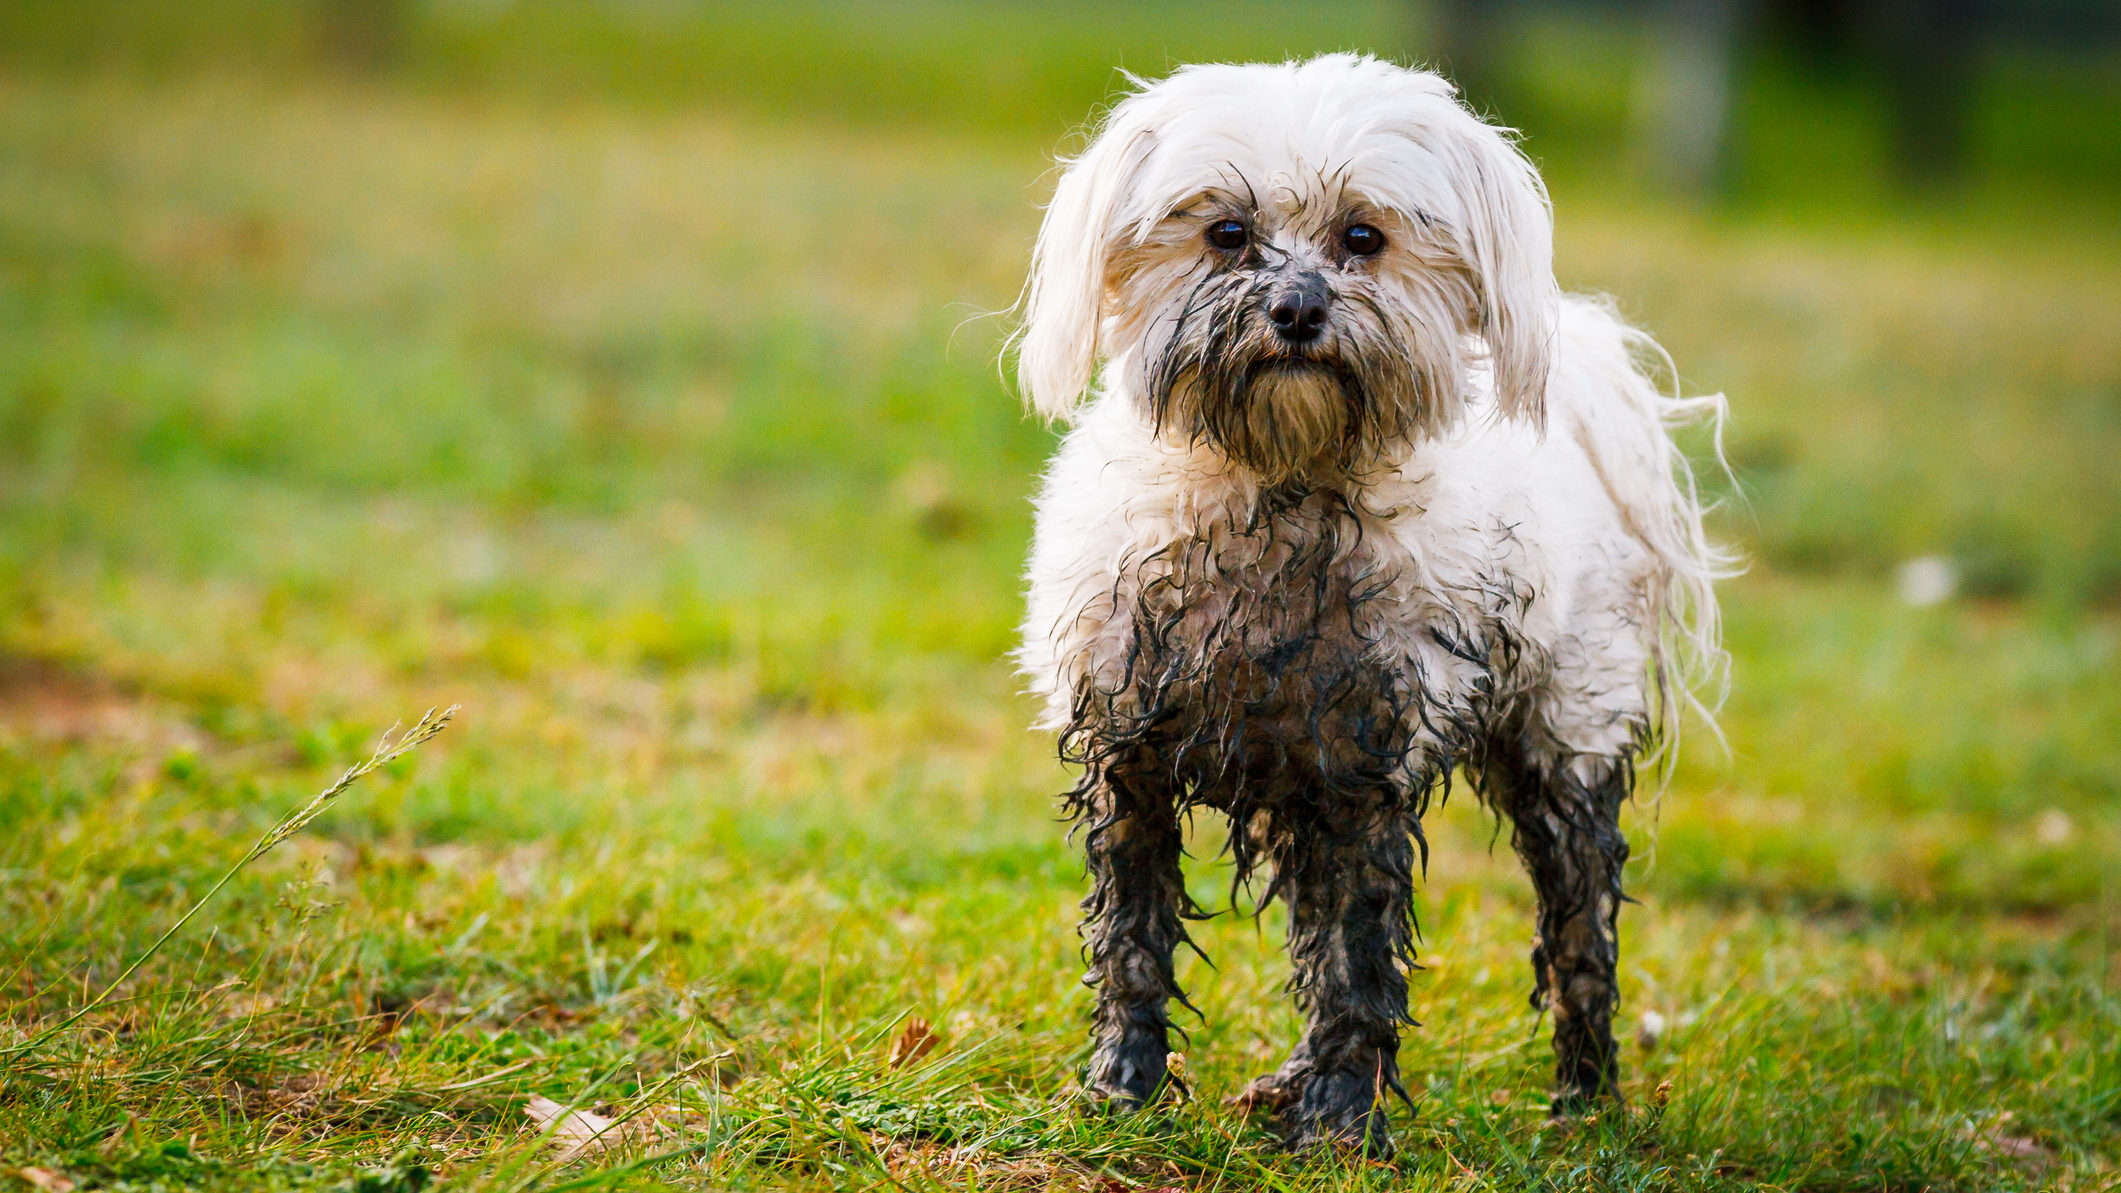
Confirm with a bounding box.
[1074,495,1493,796]
[1129,505,1394,686]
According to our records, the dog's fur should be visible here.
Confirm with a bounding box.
[1010,55,1729,1154]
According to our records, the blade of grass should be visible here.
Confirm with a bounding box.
[0,706,457,1066]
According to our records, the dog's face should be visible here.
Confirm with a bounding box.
[1019,55,1560,484]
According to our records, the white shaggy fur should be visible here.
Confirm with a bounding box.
[1014,55,1727,786]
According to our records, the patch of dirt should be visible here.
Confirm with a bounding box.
[0,656,203,752]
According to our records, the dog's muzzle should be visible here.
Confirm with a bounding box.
[1266,272,1332,345]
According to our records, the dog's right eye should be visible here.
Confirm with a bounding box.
[1205,219,1249,251]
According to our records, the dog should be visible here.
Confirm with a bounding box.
[1009,55,1729,1154]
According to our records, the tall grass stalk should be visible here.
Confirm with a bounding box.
[0,706,457,1066]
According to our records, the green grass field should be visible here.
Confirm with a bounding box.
[0,6,2117,1190]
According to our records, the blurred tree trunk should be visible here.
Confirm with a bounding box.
[1430,0,1990,198]
[1429,0,1506,115]
[1634,0,1751,196]
[315,0,409,73]
[1877,0,1976,188]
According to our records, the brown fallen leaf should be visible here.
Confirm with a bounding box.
[1976,1133,2054,1165]
[524,1094,657,1160]
[886,1017,938,1069]
[17,1169,76,1193]
[1961,1111,2055,1168]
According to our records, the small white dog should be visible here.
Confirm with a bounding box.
[1011,55,1727,1153]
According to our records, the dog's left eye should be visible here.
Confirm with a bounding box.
[1342,224,1385,256]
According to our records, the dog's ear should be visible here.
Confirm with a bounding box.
[1429,86,1559,426]
[1017,121,1156,422]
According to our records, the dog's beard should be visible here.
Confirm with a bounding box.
[1145,328,1400,488]
[1138,267,1464,486]
[1198,359,1358,486]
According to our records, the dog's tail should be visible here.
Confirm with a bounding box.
[1546,294,1738,769]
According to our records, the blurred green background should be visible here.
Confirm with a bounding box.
[0,2,2116,1189]
[5,0,2117,609]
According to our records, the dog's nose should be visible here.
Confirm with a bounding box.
[1267,276,1331,343]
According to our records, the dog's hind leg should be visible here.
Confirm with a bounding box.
[1260,799,1418,1156]
[1487,748,1632,1114]
[1078,756,1191,1108]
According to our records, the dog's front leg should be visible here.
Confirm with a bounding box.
[1272,800,1417,1156]
[1494,754,1630,1114]
[1078,758,1189,1108]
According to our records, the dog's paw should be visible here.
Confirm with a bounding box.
[1284,1105,1395,1160]
[1077,1083,1150,1115]
[1282,1069,1395,1159]
[1081,1046,1168,1112]
[1229,1071,1303,1116]
[1545,1086,1623,1123]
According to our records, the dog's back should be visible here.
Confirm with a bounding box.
[1544,294,1731,743]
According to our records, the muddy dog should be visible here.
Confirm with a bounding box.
[1010,55,1729,1154]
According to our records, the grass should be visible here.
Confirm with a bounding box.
[0,11,2117,1191]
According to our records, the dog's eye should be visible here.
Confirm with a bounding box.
[1342,223,1385,256]
[1204,219,1249,251]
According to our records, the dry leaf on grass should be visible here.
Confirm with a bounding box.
[1974,1133,2054,1165]
[886,1017,938,1069]
[524,1094,660,1160]
[17,1169,76,1193]
[1963,1112,2056,1168]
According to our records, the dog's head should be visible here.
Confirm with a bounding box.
[1018,55,1559,484]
